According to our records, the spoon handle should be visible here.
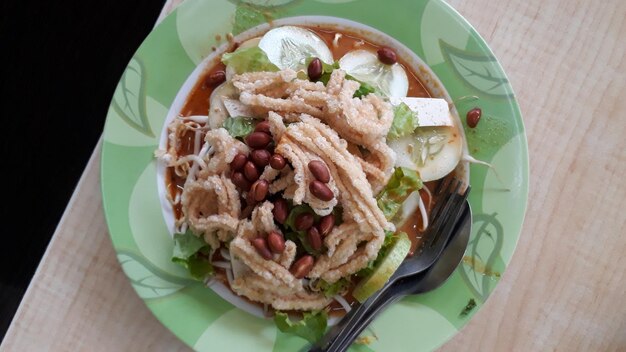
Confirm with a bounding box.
[330,291,406,352]
[329,274,428,352]
[309,279,396,352]
[331,205,471,351]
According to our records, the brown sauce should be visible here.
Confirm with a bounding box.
[397,181,440,255]
[165,25,439,315]
[309,27,431,99]
[181,62,227,116]
[327,285,358,316]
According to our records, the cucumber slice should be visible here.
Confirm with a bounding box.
[388,126,463,182]
[258,26,333,71]
[239,37,262,50]
[352,232,411,303]
[208,82,237,129]
[338,49,409,98]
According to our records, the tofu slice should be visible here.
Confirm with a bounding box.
[389,97,453,127]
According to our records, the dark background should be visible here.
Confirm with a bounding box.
[0,0,165,341]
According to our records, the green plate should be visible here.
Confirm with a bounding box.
[101,0,528,350]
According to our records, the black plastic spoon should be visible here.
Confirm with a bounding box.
[313,200,472,352]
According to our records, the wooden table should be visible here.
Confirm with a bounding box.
[2,0,625,350]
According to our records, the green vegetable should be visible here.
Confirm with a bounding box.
[274,311,328,343]
[309,59,339,85]
[284,231,318,256]
[459,298,477,317]
[331,206,344,225]
[319,73,332,85]
[222,116,256,138]
[282,205,344,256]
[307,58,376,98]
[180,251,214,280]
[376,167,423,220]
[353,232,411,303]
[315,278,350,298]
[357,231,396,278]
[171,230,213,281]
[282,204,325,255]
[172,229,206,259]
[348,75,377,98]
[283,204,343,231]
[388,102,419,139]
[221,46,279,74]
[284,204,318,232]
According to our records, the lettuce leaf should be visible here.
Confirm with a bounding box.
[284,203,343,232]
[282,205,344,256]
[222,116,256,138]
[308,58,376,98]
[172,229,206,259]
[274,311,328,343]
[284,230,322,256]
[284,204,318,232]
[174,252,213,280]
[338,73,377,98]
[171,230,213,281]
[310,58,339,85]
[377,167,423,220]
[348,75,377,98]
[315,278,350,298]
[388,102,419,139]
[221,46,279,74]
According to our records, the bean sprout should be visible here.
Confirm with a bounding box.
[184,143,211,184]
[173,154,207,169]
[226,266,234,285]
[183,115,209,123]
[333,295,352,313]
[220,248,231,261]
[193,130,201,155]
[418,193,428,231]
[307,278,321,292]
[462,153,508,189]
[212,261,232,270]
[332,33,342,48]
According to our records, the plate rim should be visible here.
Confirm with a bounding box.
[100,0,529,350]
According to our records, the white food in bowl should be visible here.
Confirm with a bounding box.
[258,25,333,70]
[339,49,409,98]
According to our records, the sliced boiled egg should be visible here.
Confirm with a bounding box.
[258,26,333,71]
[389,97,454,127]
[339,49,409,98]
[388,126,462,182]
